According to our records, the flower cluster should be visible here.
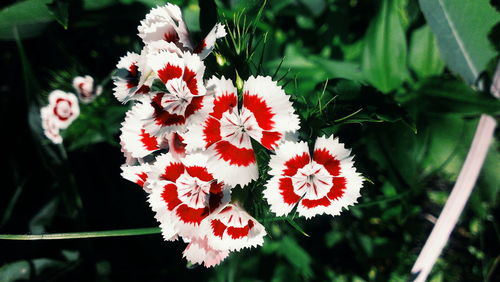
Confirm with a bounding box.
[115,3,364,267]
[40,75,101,144]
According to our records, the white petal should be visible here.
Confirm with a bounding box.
[183,236,229,267]
[120,103,161,158]
[120,163,152,192]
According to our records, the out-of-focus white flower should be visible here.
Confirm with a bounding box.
[72,75,102,103]
[40,106,63,144]
[264,136,364,219]
[184,76,300,188]
[47,90,80,129]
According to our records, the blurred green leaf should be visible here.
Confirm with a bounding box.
[419,0,500,85]
[362,0,409,93]
[0,0,53,40]
[409,25,445,79]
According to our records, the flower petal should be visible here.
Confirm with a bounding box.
[121,163,152,192]
[120,103,162,158]
[242,76,300,150]
[193,23,227,59]
[183,236,229,267]
[47,90,80,129]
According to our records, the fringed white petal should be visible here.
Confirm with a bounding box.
[242,76,300,149]
[120,103,162,158]
[183,236,229,267]
[147,180,179,241]
[195,23,227,59]
[120,163,152,192]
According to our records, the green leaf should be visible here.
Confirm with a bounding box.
[47,0,69,29]
[0,0,53,40]
[362,0,409,93]
[276,236,313,278]
[419,0,500,85]
[409,78,500,115]
[409,25,445,79]
[285,218,309,237]
[151,79,168,92]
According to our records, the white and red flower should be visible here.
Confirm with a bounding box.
[201,204,266,252]
[184,76,300,187]
[40,106,63,144]
[264,136,364,219]
[72,75,102,103]
[143,51,213,134]
[138,3,226,60]
[147,152,231,239]
[47,90,80,129]
[183,236,229,267]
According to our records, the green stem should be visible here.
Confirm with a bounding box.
[0,227,161,241]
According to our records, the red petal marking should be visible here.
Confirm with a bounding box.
[203,117,222,148]
[211,219,227,238]
[279,177,301,205]
[53,99,72,121]
[313,149,341,177]
[171,133,186,155]
[211,93,237,119]
[209,182,223,194]
[260,131,282,150]
[136,172,148,187]
[161,162,185,182]
[227,220,252,239]
[136,85,150,94]
[164,31,180,43]
[214,140,256,166]
[186,166,213,182]
[151,94,186,126]
[182,67,198,95]
[301,196,331,209]
[193,39,206,54]
[161,183,182,210]
[327,177,347,200]
[126,64,139,89]
[283,153,310,177]
[243,92,275,130]
[157,63,182,84]
[208,187,224,210]
[139,129,159,151]
[176,204,209,224]
[184,96,203,118]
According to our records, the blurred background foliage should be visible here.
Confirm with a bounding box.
[0,0,499,281]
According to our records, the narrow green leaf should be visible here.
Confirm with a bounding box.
[47,0,69,29]
[362,0,409,93]
[0,227,161,240]
[285,218,309,237]
[419,0,500,85]
[409,25,445,78]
